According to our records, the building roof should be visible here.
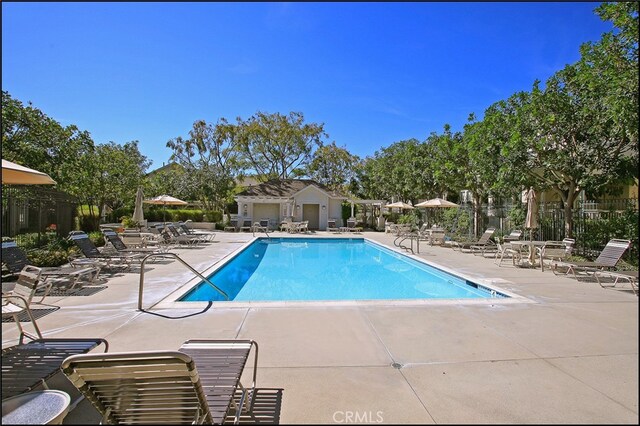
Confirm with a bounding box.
[145,161,182,176]
[236,179,346,199]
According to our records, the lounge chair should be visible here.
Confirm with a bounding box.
[61,339,258,425]
[224,219,238,232]
[240,219,253,232]
[451,227,496,253]
[551,238,631,280]
[102,230,170,254]
[3,293,108,399]
[3,263,93,305]
[163,224,204,245]
[536,238,575,272]
[593,270,638,295]
[327,219,341,233]
[1,241,100,287]
[393,224,411,236]
[180,221,217,242]
[2,338,109,401]
[346,219,362,233]
[502,229,523,242]
[69,232,143,270]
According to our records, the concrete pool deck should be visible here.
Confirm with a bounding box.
[2,231,638,424]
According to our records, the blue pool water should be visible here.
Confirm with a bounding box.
[180,238,506,302]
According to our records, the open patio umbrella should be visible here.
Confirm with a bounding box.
[132,187,145,225]
[525,187,538,240]
[415,197,460,227]
[414,198,459,208]
[1,159,56,185]
[384,201,414,210]
[144,194,188,223]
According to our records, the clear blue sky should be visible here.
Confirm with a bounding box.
[2,2,612,170]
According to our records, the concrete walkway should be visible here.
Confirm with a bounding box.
[3,231,637,424]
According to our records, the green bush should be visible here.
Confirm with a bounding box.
[110,207,132,223]
[506,204,526,230]
[120,216,139,228]
[25,248,71,267]
[202,210,223,222]
[442,209,472,238]
[383,212,400,223]
[342,203,357,222]
[88,231,105,248]
[580,207,638,266]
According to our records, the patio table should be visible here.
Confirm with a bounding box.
[2,390,71,425]
[510,241,546,267]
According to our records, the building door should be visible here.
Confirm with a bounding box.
[302,204,320,230]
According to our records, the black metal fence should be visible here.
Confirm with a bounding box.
[1,186,78,246]
[452,197,638,262]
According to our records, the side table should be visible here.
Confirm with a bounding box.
[2,390,71,424]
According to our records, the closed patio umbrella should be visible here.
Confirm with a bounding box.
[525,187,538,240]
[144,194,188,223]
[132,187,145,225]
[1,159,56,185]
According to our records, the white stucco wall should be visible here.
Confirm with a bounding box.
[328,199,344,227]
[252,203,280,229]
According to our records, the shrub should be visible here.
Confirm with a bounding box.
[88,231,105,248]
[111,207,132,223]
[579,207,638,266]
[342,203,357,222]
[120,216,139,228]
[442,208,472,238]
[168,209,204,222]
[202,210,223,223]
[26,248,71,267]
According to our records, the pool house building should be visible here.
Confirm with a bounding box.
[234,179,348,231]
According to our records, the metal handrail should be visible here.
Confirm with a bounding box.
[137,252,228,311]
[395,232,419,254]
[252,223,271,239]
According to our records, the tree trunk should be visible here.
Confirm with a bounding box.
[557,184,579,239]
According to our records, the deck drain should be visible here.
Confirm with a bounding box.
[392,362,403,369]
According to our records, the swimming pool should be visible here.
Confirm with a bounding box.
[179,238,508,302]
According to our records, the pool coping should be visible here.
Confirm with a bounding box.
[150,236,535,310]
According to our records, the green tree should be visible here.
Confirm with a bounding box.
[306,142,360,193]
[166,119,243,211]
[2,91,95,191]
[143,166,193,202]
[83,141,151,225]
[236,111,327,180]
[356,139,433,204]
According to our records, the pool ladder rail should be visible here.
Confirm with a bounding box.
[252,223,272,241]
[137,252,228,310]
[394,232,420,254]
